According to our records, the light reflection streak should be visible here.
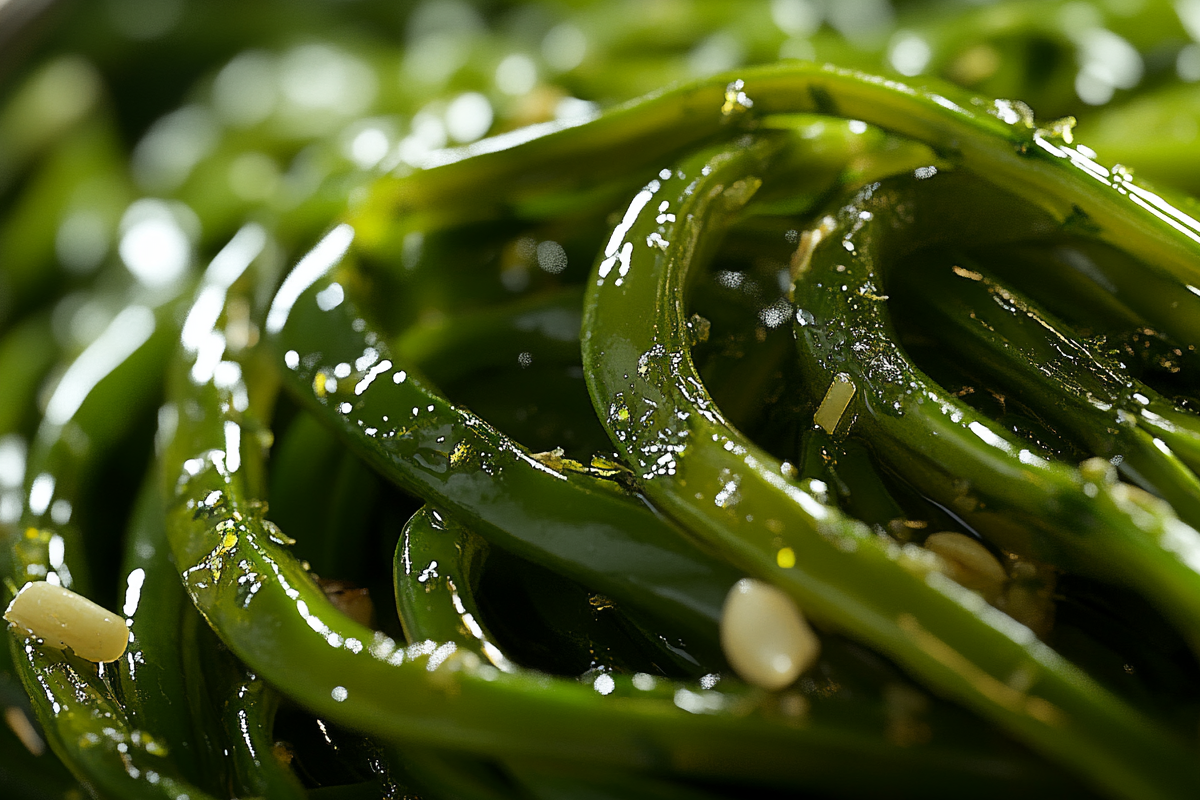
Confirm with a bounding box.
[237,708,256,757]
[180,224,266,353]
[369,633,396,660]
[1034,132,1200,249]
[1161,518,1200,573]
[1123,181,1200,234]
[968,421,1012,453]
[44,305,156,427]
[190,331,227,385]
[266,224,355,334]
[223,421,242,473]
[180,287,225,353]
[426,642,457,671]
[1064,148,1110,182]
[1018,449,1048,467]
[47,534,68,586]
[213,360,243,390]
[673,686,724,713]
[28,473,54,516]
[0,436,26,489]
[1126,194,1200,245]
[598,183,659,279]
[745,453,829,520]
[1032,135,1066,159]
[315,283,344,311]
[927,94,967,115]
[410,113,598,170]
[354,359,392,396]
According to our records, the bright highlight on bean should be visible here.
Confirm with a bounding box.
[6,1,1200,798]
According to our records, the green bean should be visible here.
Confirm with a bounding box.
[0,313,57,438]
[7,641,215,800]
[392,287,585,387]
[394,507,504,668]
[896,250,1200,517]
[176,608,232,796]
[393,508,666,798]
[581,130,1199,797]
[1,295,211,796]
[12,2,1200,794]
[268,410,383,586]
[792,167,1200,654]
[162,217,1074,796]
[161,338,828,788]
[115,473,221,795]
[204,642,307,800]
[390,507,530,799]
[264,415,416,795]
[394,301,732,673]
[270,253,740,647]
[0,633,83,798]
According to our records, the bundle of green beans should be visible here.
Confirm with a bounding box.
[6,0,1200,797]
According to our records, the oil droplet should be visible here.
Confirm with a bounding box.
[721,79,754,117]
[776,547,796,569]
[450,442,472,468]
[1041,116,1076,144]
[990,98,1035,128]
[632,673,656,691]
[313,371,336,397]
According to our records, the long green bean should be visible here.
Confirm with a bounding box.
[9,2,1200,796]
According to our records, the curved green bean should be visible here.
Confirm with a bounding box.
[580,131,1199,798]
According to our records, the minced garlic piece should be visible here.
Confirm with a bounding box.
[720,578,819,691]
[814,373,856,435]
[924,532,1007,602]
[4,581,128,663]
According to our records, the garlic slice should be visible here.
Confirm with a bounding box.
[720,578,819,691]
[4,581,128,663]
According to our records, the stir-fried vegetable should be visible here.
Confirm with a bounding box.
[5,1,1200,797]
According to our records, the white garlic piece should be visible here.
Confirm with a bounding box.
[924,531,1007,601]
[720,578,819,691]
[4,581,128,663]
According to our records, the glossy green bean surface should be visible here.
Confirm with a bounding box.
[5,1,1200,798]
